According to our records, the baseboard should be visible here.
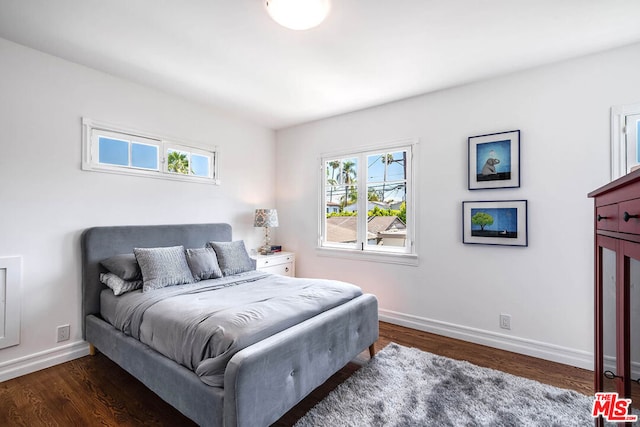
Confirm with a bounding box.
[0,341,91,382]
[379,309,593,370]
[0,313,594,383]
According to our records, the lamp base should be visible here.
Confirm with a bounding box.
[258,245,273,255]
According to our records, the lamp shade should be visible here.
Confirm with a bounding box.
[254,209,279,228]
[265,0,330,30]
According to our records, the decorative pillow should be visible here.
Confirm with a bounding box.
[100,272,142,296]
[208,240,255,276]
[133,246,194,292]
[100,253,141,280]
[185,247,223,281]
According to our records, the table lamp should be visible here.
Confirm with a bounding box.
[254,208,279,254]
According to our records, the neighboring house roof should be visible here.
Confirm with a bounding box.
[326,215,406,243]
[325,216,359,243]
[367,216,406,234]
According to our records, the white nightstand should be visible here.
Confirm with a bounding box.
[253,251,295,277]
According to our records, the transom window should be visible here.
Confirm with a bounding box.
[165,145,213,178]
[320,141,415,257]
[82,118,218,184]
[96,130,160,171]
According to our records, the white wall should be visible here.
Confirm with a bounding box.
[276,42,640,369]
[4,33,640,380]
[0,38,276,380]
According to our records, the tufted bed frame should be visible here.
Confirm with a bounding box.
[81,223,379,427]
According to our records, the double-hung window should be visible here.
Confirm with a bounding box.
[320,140,416,260]
[82,118,218,184]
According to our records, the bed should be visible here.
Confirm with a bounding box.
[81,223,379,427]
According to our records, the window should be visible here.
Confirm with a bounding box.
[611,103,640,179]
[95,129,160,171]
[165,145,213,178]
[320,141,416,259]
[82,118,218,184]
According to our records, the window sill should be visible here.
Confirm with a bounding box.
[82,163,221,185]
[315,247,418,266]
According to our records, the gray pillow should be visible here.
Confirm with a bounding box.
[100,272,142,296]
[208,241,255,276]
[186,247,223,281]
[134,246,194,292]
[100,253,141,280]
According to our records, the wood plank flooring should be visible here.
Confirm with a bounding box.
[0,321,593,426]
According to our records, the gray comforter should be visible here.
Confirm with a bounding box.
[108,271,363,386]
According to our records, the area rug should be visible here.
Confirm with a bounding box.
[294,342,596,427]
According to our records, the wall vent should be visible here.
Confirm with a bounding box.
[0,256,21,349]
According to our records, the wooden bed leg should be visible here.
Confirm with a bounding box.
[89,343,96,356]
[369,343,376,358]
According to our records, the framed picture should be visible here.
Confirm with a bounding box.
[462,200,528,246]
[468,130,520,190]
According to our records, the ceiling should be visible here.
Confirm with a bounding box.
[1,0,640,130]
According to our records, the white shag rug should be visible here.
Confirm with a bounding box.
[294,342,598,427]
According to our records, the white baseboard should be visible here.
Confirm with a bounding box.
[379,309,593,371]
[0,312,594,383]
[0,340,90,382]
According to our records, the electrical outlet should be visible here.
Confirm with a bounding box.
[499,314,511,330]
[56,324,70,342]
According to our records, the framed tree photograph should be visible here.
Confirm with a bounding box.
[462,200,528,246]
[468,130,520,190]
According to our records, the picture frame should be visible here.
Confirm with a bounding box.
[462,200,528,246]
[468,130,520,190]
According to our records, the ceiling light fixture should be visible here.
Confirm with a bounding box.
[265,0,331,31]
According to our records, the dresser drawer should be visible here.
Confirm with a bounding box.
[619,198,640,234]
[255,254,294,268]
[596,204,618,231]
[254,252,295,277]
[259,262,294,277]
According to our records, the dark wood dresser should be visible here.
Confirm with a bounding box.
[589,169,640,426]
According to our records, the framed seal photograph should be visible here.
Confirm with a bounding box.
[468,130,520,190]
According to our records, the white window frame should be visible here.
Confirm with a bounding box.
[91,128,161,174]
[317,139,418,265]
[164,143,216,179]
[82,118,220,184]
[611,103,640,180]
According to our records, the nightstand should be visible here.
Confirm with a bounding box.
[253,251,295,277]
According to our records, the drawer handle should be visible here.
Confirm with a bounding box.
[597,214,608,221]
[604,370,623,380]
[623,211,639,222]
[604,371,640,385]
[285,267,289,272]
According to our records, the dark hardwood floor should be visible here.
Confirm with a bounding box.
[0,322,593,426]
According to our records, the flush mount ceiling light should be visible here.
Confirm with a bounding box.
[265,0,331,30]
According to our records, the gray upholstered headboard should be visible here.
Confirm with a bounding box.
[81,223,233,337]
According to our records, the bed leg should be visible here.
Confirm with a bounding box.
[89,343,96,356]
[368,343,376,358]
